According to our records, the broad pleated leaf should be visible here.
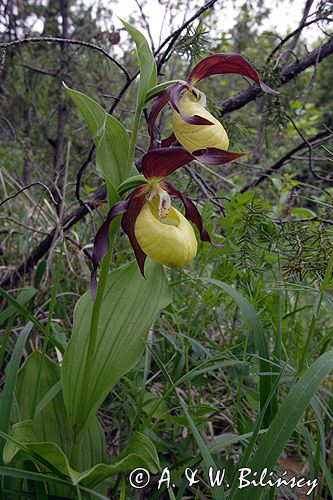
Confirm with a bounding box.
[15,351,106,470]
[0,322,32,463]
[15,351,72,456]
[4,428,159,490]
[121,19,157,108]
[61,260,171,438]
[64,84,130,192]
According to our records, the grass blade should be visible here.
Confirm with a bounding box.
[0,322,33,463]
[232,349,333,500]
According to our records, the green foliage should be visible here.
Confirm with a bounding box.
[61,260,171,439]
[64,84,130,201]
[121,19,157,109]
[233,349,333,500]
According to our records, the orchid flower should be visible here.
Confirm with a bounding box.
[91,146,244,298]
[148,53,277,151]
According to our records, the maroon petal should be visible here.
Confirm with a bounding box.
[161,132,177,148]
[163,182,224,248]
[192,147,247,165]
[91,200,129,299]
[121,185,148,276]
[169,83,213,126]
[142,146,245,181]
[142,146,194,180]
[188,53,278,95]
[148,82,181,149]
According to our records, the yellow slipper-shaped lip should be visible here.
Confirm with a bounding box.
[135,201,197,267]
[172,91,229,153]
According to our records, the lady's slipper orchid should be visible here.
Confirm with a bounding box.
[148,53,277,151]
[91,146,244,299]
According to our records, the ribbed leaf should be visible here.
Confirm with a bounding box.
[15,351,72,456]
[61,260,171,438]
[121,19,157,108]
[0,322,32,463]
[14,351,106,483]
[64,84,130,192]
[0,466,108,499]
[3,429,159,490]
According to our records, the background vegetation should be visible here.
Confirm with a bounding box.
[0,0,333,498]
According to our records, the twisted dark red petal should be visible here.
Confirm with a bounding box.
[91,200,129,299]
[142,146,194,179]
[142,146,245,180]
[163,182,224,248]
[161,132,177,148]
[147,82,180,149]
[121,185,149,276]
[169,83,213,126]
[188,53,278,95]
[192,147,246,164]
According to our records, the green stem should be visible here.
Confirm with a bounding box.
[298,252,333,374]
[127,106,141,170]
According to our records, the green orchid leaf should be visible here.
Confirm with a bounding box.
[144,80,179,104]
[15,351,72,456]
[4,427,159,490]
[61,260,171,439]
[3,420,36,465]
[0,322,32,463]
[64,84,130,196]
[12,352,107,499]
[120,19,157,108]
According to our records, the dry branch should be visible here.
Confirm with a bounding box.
[241,127,333,193]
[221,38,333,115]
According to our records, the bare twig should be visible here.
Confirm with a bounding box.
[274,216,333,226]
[156,0,218,72]
[266,9,332,64]
[0,36,131,81]
[0,181,57,208]
[241,127,333,193]
[184,166,225,215]
[287,113,333,182]
[221,38,333,115]
[0,187,107,288]
[0,217,50,235]
[133,0,155,52]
